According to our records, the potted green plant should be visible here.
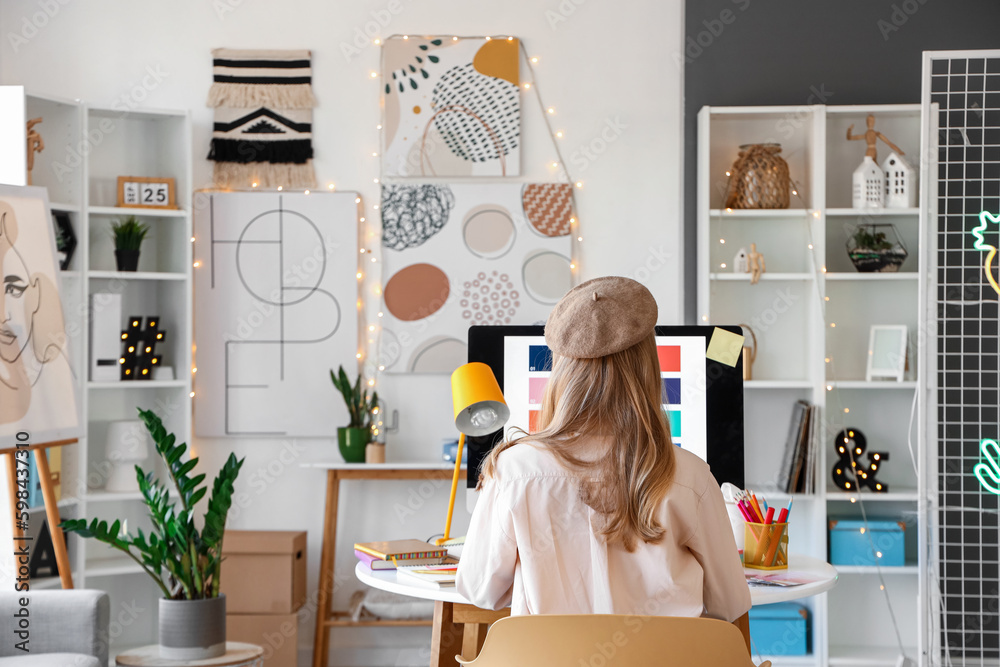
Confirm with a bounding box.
[846,223,908,272]
[330,366,378,463]
[111,216,149,271]
[61,408,244,660]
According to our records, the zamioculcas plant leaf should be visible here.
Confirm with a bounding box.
[61,408,244,600]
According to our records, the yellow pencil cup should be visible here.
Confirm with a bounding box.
[743,522,788,570]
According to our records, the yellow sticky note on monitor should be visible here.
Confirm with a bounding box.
[706,327,744,367]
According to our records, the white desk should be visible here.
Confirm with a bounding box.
[355,553,838,666]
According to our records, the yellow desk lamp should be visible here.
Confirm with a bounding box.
[439,362,509,546]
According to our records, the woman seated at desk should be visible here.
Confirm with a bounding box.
[457,276,751,622]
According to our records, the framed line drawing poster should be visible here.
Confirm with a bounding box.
[192,191,359,437]
[0,184,79,449]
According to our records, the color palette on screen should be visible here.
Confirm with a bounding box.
[658,345,683,445]
[528,345,553,372]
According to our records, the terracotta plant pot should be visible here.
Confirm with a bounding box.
[115,249,140,271]
[159,595,226,660]
[338,427,370,463]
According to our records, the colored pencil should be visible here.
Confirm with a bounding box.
[765,506,775,525]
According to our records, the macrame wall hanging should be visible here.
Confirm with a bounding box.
[207,48,317,189]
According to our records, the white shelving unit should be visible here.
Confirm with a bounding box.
[26,92,192,654]
[697,104,931,666]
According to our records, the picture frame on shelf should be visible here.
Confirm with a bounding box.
[865,325,908,382]
[117,176,177,209]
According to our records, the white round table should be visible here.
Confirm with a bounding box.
[355,553,838,607]
[115,642,264,666]
[355,554,837,666]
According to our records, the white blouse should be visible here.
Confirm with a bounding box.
[456,439,752,622]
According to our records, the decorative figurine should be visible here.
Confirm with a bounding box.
[747,243,766,285]
[846,114,904,163]
[26,117,44,186]
[847,114,907,209]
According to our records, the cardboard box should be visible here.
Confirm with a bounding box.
[228,612,298,667]
[222,531,306,613]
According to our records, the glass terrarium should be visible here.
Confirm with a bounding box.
[846,223,908,272]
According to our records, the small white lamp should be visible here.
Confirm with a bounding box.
[104,420,150,493]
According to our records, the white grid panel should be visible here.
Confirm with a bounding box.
[929,52,1000,664]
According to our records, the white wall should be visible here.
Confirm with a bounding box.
[0,0,685,662]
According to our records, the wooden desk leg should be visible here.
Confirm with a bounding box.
[734,612,751,655]
[461,623,488,661]
[5,452,22,540]
[33,449,73,589]
[312,470,339,667]
[431,601,463,667]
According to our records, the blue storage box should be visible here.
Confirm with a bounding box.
[748,602,810,655]
[829,517,906,567]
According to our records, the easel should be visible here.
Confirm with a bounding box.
[3,438,77,589]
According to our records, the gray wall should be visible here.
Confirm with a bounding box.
[683,0,1000,321]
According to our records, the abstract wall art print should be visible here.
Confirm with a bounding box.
[381,35,521,177]
[193,191,359,437]
[0,185,78,448]
[380,183,574,373]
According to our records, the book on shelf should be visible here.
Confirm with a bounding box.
[779,400,819,494]
[26,449,62,508]
[396,564,458,588]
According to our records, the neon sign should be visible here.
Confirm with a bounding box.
[975,439,1000,495]
[971,210,1000,297]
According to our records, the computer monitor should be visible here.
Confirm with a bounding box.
[466,325,745,508]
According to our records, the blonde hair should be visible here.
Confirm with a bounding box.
[481,333,676,551]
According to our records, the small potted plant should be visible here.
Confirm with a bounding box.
[846,223,908,272]
[330,366,378,463]
[111,216,149,271]
[62,408,244,660]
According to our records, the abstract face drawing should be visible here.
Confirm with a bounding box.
[0,201,65,424]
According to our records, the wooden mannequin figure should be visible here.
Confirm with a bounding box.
[26,117,44,185]
[748,243,765,285]
[846,114,904,162]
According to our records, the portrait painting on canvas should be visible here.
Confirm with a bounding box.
[0,185,78,448]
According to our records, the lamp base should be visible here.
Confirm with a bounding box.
[104,463,141,493]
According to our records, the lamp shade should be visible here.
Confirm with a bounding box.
[451,362,509,437]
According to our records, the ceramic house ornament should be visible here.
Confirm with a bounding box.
[882,151,916,208]
[733,247,749,273]
[853,156,885,209]
[847,113,906,209]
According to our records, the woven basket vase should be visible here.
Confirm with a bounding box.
[724,143,791,209]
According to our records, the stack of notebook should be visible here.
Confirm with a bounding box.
[354,539,461,588]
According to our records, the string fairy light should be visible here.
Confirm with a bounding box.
[783,187,911,654]
[361,35,586,417]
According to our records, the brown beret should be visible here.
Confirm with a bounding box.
[544,276,658,359]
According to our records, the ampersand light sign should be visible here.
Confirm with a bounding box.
[975,439,1000,496]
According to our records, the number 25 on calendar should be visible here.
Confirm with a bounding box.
[117,176,177,210]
